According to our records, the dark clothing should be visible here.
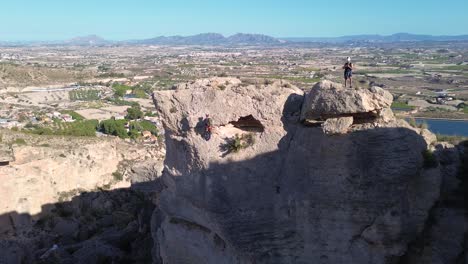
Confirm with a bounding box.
[344,63,353,79]
[344,69,353,79]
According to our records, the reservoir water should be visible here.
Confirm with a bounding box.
[413,118,468,136]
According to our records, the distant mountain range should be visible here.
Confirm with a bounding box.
[64,35,110,46]
[42,33,283,46]
[283,33,468,43]
[1,33,468,46]
[125,33,284,45]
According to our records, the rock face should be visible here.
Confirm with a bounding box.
[0,131,163,235]
[152,79,452,263]
[322,117,354,135]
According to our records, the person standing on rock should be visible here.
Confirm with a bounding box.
[343,57,354,88]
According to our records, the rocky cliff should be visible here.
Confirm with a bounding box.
[0,78,465,264]
[152,78,465,264]
[0,130,165,263]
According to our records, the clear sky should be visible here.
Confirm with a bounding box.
[2,0,467,41]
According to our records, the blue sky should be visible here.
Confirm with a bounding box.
[1,0,467,40]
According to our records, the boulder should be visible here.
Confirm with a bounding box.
[300,80,393,121]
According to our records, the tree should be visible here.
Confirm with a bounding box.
[126,105,144,120]
[100,119,128,138]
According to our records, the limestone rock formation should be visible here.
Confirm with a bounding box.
[300,80,393,121]
[0,131,163,235]
[0,79,464,264]
[152,79,456,264]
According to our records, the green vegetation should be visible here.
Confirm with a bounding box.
[145,111,158,117]
[112,83,132,97]
[100,117,158,140]
[129,120,158,135]
[13,138,27,145]
[106,97,140,107]
[126,105,144,120]
[69,90,100,101]
[61,110,85,121]
[359,69,414,75]
[391,101,415,110]
[27,120,99,137]
[436,134,468,145]
[112,83,150,99]
[462,106,468,114]
[221,133,256,154]
[96,72,125,78]
[100,119,128,138]
[440,65,468,71]
[152,78,177,90]
[422,149,438,169]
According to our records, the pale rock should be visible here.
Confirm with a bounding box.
[151,79,444,264]
[300,80,393,121]
[322,116,354,134]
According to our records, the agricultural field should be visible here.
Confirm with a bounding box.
[69,89,101,101]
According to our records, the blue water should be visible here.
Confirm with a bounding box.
[413,119,468,136]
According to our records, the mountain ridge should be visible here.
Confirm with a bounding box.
[283,32,468,43]
[1,32,468,46]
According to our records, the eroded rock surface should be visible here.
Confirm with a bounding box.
[300,80,393,121]
[152,79,456,264]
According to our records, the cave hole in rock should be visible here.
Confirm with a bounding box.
[229,115,265,133]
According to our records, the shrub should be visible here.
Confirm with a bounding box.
[221,133,256,155]
[170,106,177,113]
[422,150,438,169]
[112,83,132,97]
[13,138,26,145]
[130,120,158,135]
[126,105,144,120]
[100,119,128,138]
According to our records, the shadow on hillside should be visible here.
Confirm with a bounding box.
[0,180,163,264]
[1,93,463,264]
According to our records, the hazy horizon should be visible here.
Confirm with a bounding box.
[3,32,468,42]
[2,0,467,41]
